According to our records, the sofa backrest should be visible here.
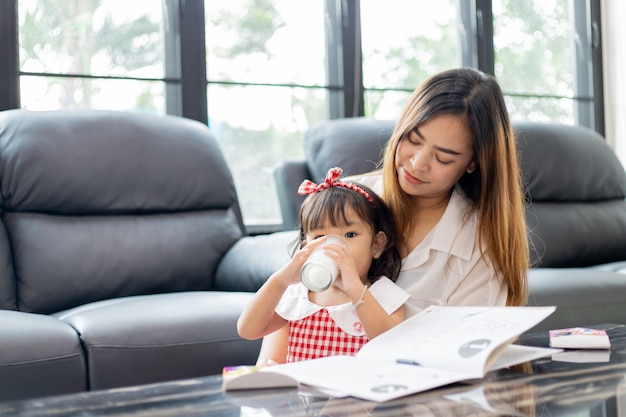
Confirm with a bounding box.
[0,109,245,314]
[275,117,626,268]
[274,118,396,230]
[305,118,396,181]
[516,122,626,267]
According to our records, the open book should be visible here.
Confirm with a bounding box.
[223,305,559,402]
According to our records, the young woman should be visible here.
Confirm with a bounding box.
[238,167,408,364]
[359,67,528,315]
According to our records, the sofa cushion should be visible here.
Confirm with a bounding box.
[8,210,242,314]
[55,291,260,390]
[591,260,626,274]
[0,311,86,401]
[526,201,626,267]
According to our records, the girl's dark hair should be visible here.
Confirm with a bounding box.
[294,183,402,283]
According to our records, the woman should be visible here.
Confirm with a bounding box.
[256,67,528,364]
[371,66,529,315]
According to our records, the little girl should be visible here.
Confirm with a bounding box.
[237,167,409,363]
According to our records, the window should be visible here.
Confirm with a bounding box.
[205,0,328,226]
[1,0,604,230]
[492,0,598,128]
[360,0,460,119]
[17,0,180,114]
[360,0,600,129]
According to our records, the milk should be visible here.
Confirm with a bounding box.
[300,235,345,292]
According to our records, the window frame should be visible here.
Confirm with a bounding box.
[0,0,606,229]
[0,0,20,110]
[0,0,606,131]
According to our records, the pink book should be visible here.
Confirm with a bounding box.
[549,327,611,349]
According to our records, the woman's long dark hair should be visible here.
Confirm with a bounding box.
[381,67,529,306]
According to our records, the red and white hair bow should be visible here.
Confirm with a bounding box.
[297,167,375,206]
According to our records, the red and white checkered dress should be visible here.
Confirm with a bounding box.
[275,277,410,363]
[287,307,368,362]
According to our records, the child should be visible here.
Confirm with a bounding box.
[237,167,409,364]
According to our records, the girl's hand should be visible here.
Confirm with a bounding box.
[239,237,328,341]
[256,358,279,367]
[270,236,329,287]
[321,241,364,296]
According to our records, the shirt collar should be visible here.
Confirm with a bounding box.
[429,187,477,261]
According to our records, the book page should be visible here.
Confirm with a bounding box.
[356,305,556,378]
[266,355,470,402]
[239,344,558,403]
[222,306,556,402]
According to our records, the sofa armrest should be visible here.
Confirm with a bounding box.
[274,160,310,230]
[215,230,298,292]
[526,268,626,332]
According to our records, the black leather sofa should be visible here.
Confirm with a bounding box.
[2,110,626,404]
[274,117,626,332]
[0,109,294,402]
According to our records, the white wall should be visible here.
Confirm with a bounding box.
[601,0,626,168]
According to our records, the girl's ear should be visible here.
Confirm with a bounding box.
[467,160,477,174]
[371,231,387,259]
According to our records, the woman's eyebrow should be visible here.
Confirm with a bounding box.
[435,146,463,156]
[414,127,464,156]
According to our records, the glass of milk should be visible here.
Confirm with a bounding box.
[300,235,347,292]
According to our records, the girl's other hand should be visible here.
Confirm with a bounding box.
[256,357,279,368]
[323,242,363,295]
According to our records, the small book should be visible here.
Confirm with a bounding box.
[222,365,297,390]
[549,327,611,349]
[551,349,611,363]
[223,305,559,402]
